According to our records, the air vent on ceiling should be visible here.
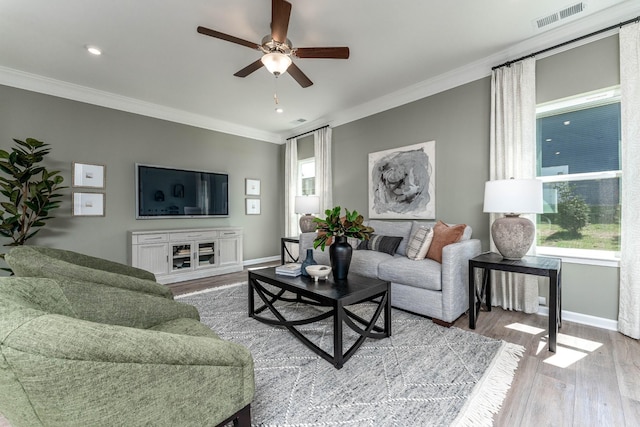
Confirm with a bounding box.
[291,118,307,124]
[535,2,587,30]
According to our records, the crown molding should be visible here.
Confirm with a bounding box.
[285,1,640,139]
[0,66,282,144]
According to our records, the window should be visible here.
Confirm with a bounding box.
[298,158,315,196]
[536,88,621,262]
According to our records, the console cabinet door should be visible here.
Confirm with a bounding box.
[136,243,169,276]
[218,237,241,267]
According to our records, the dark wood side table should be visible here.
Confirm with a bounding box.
[280,236,300,264]
[468,252,562,352]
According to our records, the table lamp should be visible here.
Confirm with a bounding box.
[483,178,543,259]
[295,195,320,233]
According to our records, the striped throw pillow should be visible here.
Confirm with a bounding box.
[405,227,434,260]
[357,234,403,255]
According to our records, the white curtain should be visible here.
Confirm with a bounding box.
[489,58,539,313]
[284,138,299,237]
[314,127,333,214]
[618,21,640,340]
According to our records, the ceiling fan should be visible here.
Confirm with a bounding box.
[197,0,349,88]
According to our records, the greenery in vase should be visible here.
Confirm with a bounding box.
[0,138,67,247]
[313,206,374,250]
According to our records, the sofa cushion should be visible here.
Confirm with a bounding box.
[365,220,413,255]
[349,250,392,278]
[357,234,403,255]
[378,256,442,291]
[405,226,434,260]
[426,221,466,263]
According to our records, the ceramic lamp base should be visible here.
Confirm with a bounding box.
[299,214,316,233]
[491,214,535,260]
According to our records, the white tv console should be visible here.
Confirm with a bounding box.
[129,227,243,284]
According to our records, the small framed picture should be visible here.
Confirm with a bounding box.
[246,198,261,215]
[245,178,260,196]
[73,163,105,188]
[72,192,105,216]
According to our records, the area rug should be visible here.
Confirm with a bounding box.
[177,283,524,427]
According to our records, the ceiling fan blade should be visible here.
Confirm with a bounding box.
[271,0,292,43]
[197,26,259,50]
[294,47,350,59]
[234,59,264,77]
[287,62,313,88]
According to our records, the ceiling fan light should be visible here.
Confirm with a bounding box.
[261,52,292,76]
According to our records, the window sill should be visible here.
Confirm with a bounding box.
[536,246,620,268]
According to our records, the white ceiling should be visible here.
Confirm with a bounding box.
[1,0,639,143]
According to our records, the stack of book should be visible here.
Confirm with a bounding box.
[275,263,302,277]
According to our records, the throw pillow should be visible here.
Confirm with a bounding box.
[405,226,434,260]
[425,221,466,263]
[357,234,403,256]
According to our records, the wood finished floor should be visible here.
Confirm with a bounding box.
[2,263,638,426]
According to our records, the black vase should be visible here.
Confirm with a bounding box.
[329,236,352,280]
[300,248,317,277]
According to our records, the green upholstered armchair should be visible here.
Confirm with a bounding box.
[5,245,173,299]
[0,277,254,427]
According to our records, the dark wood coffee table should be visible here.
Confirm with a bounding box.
[248,268,391,369]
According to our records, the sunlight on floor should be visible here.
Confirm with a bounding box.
[505,322,546,335]
[505,322,603,368]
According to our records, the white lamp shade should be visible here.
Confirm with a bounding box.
[294,195,320,214]
[261,52,292,75]
[483,179,543,214]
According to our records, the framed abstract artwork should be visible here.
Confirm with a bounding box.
[368,141,436,219]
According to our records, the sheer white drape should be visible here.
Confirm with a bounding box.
[284,138,299,237]
[314,127,333,214]
[489,58,539,313]
[619,21,640,339]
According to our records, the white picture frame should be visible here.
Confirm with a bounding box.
[245,198,261,215]
[245,178,261,196]
[72,192,105,216]
[73,162,105,188]
[368,141,436,219]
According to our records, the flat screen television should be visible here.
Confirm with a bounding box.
[136,163,229,219]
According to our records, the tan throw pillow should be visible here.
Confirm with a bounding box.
[405,227,434,260]
[426,221,466,263]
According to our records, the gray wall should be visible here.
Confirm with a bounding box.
[328,35,620,321]
[0,85,283,265]
[1,35,621,320]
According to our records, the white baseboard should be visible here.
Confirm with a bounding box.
[243,255,280,266]
[537,306,618,331]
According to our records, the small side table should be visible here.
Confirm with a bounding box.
[468,252,562,352]
[280,236,300,264]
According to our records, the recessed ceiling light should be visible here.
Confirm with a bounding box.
[86,45,102,56]
[275,107,284,113]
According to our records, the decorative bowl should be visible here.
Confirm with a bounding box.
[305,265,332,281]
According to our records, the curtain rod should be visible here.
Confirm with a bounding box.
[286,125,329,141]
[493,15,640,70]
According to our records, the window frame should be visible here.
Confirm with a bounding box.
[297,157,316,197]
[535,87,621,267]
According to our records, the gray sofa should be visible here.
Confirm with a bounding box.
[299,220,481,325]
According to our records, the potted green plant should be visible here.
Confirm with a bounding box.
[312,206,374,280]
[0,138,67,247]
